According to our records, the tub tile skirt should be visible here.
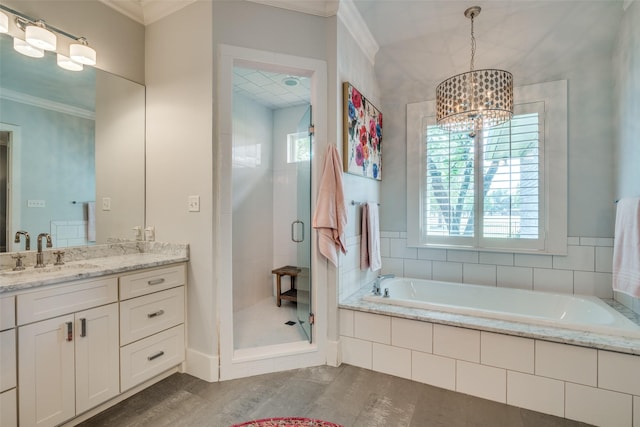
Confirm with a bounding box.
[339,309,640,427]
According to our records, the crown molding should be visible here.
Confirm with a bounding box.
[98,0,196,25]
[0,88,95,120]
[337,0,378,65]
[247,0,339,17]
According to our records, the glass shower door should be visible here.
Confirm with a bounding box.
[294,105,312,342]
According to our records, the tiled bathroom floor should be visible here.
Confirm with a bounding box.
[234,296,308,349]
[78,364,594,427]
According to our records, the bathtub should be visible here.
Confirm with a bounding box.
[362,277,640,339]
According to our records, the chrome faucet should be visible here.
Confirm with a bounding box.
[14,231,31,250]
[35,233,52,268]
[372,274,395,296]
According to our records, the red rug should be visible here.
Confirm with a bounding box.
[231,417,343,427]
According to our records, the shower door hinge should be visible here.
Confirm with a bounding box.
[309,124,315,136]
[309,313,315,325]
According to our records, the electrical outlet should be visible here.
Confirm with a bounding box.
[27,199,46,208]
[102,197,111,211]
[188,195,200,212]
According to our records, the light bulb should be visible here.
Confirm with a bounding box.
[70,38,96,65]
[25,21,56,51]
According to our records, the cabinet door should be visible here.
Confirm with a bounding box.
[75,303,120,414]
[19,314,75,427]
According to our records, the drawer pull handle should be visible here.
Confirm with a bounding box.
[148,278,166,286]
[80,318,87,337]
[147,310,165,319]
[147,351,165,361]
[65,322,73,342]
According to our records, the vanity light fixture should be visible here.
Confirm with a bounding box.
[435,6,513,136]
[70,38,96,66]
[13,37,45,58]
[0,4,97,69]
[25,19,56,51]
[0,11,8,33]
[57,53,83,71]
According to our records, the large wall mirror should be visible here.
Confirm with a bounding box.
[0,34,145,252]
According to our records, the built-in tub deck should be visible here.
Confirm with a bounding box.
[340,283,640,356]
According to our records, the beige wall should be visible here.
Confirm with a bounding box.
[2,0,144,83]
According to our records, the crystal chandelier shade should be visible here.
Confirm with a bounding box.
[436,6,513,134]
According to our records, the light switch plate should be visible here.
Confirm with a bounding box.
[188,195,200,212]
[102,197,111,211]
[27,199,45,208]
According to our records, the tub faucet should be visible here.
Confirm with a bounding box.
[35,233,52,268]
[372,274,395,296]
[14,231,31,251]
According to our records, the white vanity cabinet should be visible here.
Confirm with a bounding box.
[17,278,120,427]
[0,296,17,427]
[118,264,186,391]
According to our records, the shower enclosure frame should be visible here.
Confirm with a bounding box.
[216,44,329,381]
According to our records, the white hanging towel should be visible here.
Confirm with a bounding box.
[86,201,96,242]
[613,197,640,297]
[366,202,382,272]
[312,144,347,266]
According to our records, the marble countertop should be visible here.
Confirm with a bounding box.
[340,286,640,356]
[0,241,189,295]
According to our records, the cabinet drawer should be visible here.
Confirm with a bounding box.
[119,264,186,300]
[120,324,185,392]
[0,329,16,393]
[0,388,17,427]
[17,277,118,325]
[120,287,184,345]
[0,297,15,331]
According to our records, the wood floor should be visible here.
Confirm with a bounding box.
[78,364,593,427]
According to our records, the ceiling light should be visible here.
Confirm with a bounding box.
[13,37,44,58]
[0,11,8,33]
[25,20,56,51]
[436,6,513,136]
[57,54,83,71]
[70,38,96,65]
[282,76,300,87]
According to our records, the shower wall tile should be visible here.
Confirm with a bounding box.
[553,245,595,271]
[533,268,574,294]
[380,257,403,277]
[412,351,456,391]
[479,251,514,266]
[432,261,462,282]
[403,259,432,280]
[446,250,478,264]
[496,266,533,290]
[595,246,614,272]
[418,248,447,261]
[462,263,496,286]
[389,238,417,259]
[574,271,613,298]
[514,253,553,268]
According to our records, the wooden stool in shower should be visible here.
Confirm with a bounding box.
[272,265,301,307]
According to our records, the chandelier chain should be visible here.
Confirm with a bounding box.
[470,13,476,72]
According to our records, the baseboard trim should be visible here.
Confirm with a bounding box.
[326,339,341,367]
[186,347,219,382]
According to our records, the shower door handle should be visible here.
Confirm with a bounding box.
[291,220,304,243]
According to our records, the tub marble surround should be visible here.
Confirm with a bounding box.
[0,240,189,293]
[339,291,640,426]
[340,285,640,356]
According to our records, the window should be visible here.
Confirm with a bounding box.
[287,131,311,163]
[407,81,567,254]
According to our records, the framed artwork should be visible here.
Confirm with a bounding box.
[342,82,382,180]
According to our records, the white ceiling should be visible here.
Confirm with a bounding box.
[234,67,311,109]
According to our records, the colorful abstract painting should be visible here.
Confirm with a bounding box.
[342,82,382,180]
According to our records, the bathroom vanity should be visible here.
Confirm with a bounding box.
[0,242,188,427]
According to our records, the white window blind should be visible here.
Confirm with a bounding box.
[407,80,567,254]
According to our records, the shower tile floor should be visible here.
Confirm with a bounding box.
[234,296,308,349]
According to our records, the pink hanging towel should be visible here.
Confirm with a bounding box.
[312,144,347,266]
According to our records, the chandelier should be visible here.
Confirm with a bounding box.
[436,6,513,136]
